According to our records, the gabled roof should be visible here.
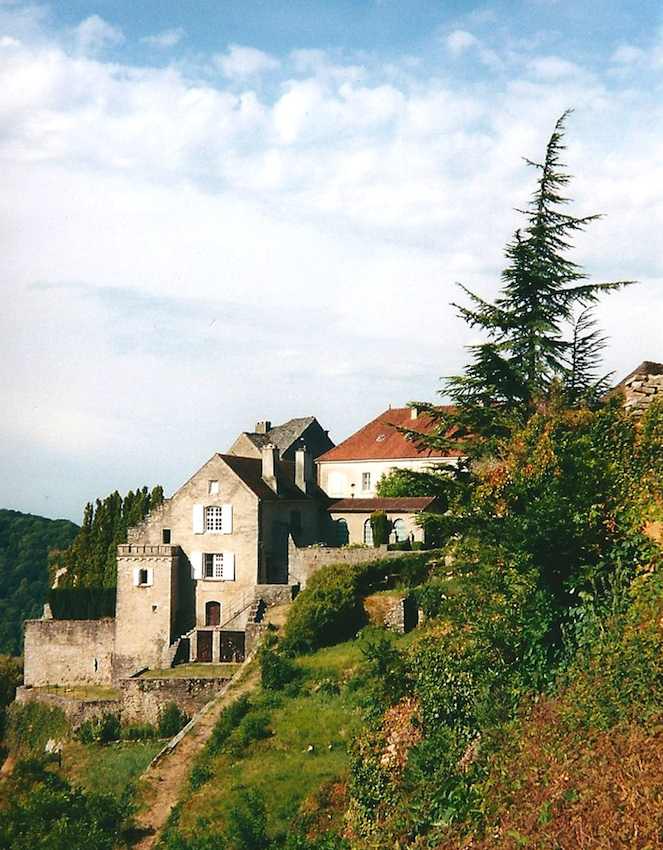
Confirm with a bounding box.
[237,416,332,458]
[316,407,463,462]
[219,454,325,502]
[328,497,443,513]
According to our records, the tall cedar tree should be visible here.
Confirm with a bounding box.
[406,111,633,459]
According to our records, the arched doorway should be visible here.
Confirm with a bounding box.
[336,518,349,545]
[363,518,373,546]
[205,601,221,627]
[393,518,407,542]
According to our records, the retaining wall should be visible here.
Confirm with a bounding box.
[119,676,230,725]
[23,618,115,687]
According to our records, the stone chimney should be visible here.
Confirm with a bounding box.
[255,420,272,434]
[410,406,419,420]
[295,444,314,494]
[261,443,279,493]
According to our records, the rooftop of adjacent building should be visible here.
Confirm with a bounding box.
[316,406,463,463]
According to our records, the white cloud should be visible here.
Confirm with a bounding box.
[141,27,184,49]
[74,14,124,53]
[611,44,645,65]
[2,10,663,519]
[446,29,479,55]
[214,43,280,79]
[528,55,581,79]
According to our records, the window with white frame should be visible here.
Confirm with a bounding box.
[361,472,371,491]
[204,553,224,579]
[205,505,224,532]
[363,518,373,545]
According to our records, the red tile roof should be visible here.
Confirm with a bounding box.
[317,407,463,462]
[328,497,443,513]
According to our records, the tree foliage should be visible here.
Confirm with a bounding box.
[407,111,632,458]
[0,510,78,655]
[51,485,164,589]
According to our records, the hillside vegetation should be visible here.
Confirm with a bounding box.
[0,509,78,655]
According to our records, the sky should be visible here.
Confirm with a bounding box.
[2,0,662,522]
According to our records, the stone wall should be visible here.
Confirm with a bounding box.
[23,618,115,687]
[15,686,121,728]
[119,676,230,725]
[621,367,663,417]
[289,540,419,587]
[383,596,419,634]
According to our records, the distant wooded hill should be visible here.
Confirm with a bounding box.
[0,509,78,655]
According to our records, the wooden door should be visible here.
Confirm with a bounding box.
[197,630,213,662]
[205,601,221,626]
[220,631,245,663]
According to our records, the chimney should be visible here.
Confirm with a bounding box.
[255,420,271,434]
[410,406,419,420]
[261,443,279,493]
[295,444,314,494]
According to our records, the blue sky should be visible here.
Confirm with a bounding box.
[2,1,663,521]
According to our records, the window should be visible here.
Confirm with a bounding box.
[336,518,349,546]
[162,528,171,544]
[208,480,219,495]
[204,553,224,579]
[206,505,224,532]
[363,518,373,545]
[138,568,149,586]
[361,472,371,491]
[393,518,407,542]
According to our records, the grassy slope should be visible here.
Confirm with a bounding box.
[171,640,375,842]
[64,740,162,798]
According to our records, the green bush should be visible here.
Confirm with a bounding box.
[236,710,271,747]
[207,695,252,756]
[76,713,121,745]
[158,702,189,738]
[0,757,131,850]
[282,553,438,654]
[369,511,392,547]
[122,722,158,741]
[0,655,22,740]
[260,647,300,691]
[6,701,69,759]
[224,788,269,850]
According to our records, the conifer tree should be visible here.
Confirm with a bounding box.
[409,110,633,457]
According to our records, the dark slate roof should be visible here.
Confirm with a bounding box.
[218,454,325,502]
[317,407,463,462]
[242,417,323,455]
[328,497,443,513]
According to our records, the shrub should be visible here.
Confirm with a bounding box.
[6,701,69,758]
[236,710,271,747]
[0,655,22,740]
[158,702,189,738]
[282,553,438,654]
[122,722,158,741]
[260,646,300,691]
[369,511,391,547]
[76,712,121,745]
[223,788,269,850]
[0,757,131,850]
[207,695,252,756]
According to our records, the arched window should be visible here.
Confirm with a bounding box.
[205,601,221,627]
[363,518,373,546]
[336,518,349,546]
[393,518,407,542]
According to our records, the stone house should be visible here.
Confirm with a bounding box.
[327,496,445,546]
[316,406,464,499]
[24,442,329,686]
